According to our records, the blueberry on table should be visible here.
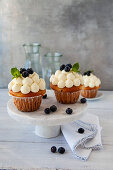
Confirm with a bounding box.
[80,98,87,103]
[51,146,57,153]
[44,108,51,114]
[64,66,70,72]
[50,105,57,112]
[43,94,47,99]
[58,147,65,154]
[78,128,84,134]
[27,68,33,74]
[22,71,29,78]
[66,108,73,114]
[66,64,72,69]
[60,64,65,71]
[20,68,26,74]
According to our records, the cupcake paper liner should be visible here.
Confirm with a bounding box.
[54,90,80,104]
[13,95,42,112]
[81,89,98,98]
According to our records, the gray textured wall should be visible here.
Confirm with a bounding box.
[0,0,113,90]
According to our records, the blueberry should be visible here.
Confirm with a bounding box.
[60,64,65,71]
[22,71,29,78]
[80,98,87,103]
[66,108,73,114]
[43,94,47,99]
[20,68,26,74]
[64,66,70,72]
[66,64,72,69]
[83,72,87,76]
[50,105,57,112]
[58,147,65,154]
[44,108,51,114]
[51,146,57,153]
[87,71,91,76]
[78,128,84,134]
[27,68,33,74]
[84,71,91,76]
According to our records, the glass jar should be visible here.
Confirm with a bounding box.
[23,43,42,77]
[42,52,62,89]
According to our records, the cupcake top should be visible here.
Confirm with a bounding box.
[83,71,101,88]
[50,63,83,88]
[8,67,46,94]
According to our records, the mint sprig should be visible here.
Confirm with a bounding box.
[11,67,21,79]
[72,62,80,73]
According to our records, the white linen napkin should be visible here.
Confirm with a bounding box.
[61,113,102,161]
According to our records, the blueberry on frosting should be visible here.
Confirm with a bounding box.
[83,70,92,76]
[60,64,65,71]
[27,68,34,74]
[64,66,70,72]
[20,68,26,74]
[22,71,29,78]
[66,64,72,69]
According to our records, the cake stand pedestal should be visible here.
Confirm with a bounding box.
[7,95,87,138]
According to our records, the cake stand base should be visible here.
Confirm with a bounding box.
[35,125,61,138]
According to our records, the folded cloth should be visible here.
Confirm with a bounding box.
[61,114,102,161]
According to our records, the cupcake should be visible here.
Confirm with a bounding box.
[8,67,46,112]
[81,71,101,98]
[50,63,83,104]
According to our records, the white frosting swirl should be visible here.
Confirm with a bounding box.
[31,83,39,93]
[73,78,80,86]
[58,73,66,81]
[21,85,30,94]
[32,73,40,83]
[58,80,65,88]
[52,77,58,85]
[83,73,101,87]
[55,70,62,77]
[8,80,15,90]
[50,75,55,82]
[38,78,46,90]
[12,84,21,92]
[65,79,73,88]
[67,73,75,80]
[50,70,83,88]
[22,77,33,86]
[8,72,46,94]
[13,77,22,85]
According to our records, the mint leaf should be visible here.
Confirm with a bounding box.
[72,62,80,72]
[11,67,21,79]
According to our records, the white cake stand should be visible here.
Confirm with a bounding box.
[7,94,87,138]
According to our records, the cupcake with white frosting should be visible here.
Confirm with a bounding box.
[81,71,101,98]
[8,67,46,112]
[50,63,83,104]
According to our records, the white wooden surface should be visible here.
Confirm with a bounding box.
[0,89,113,170]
